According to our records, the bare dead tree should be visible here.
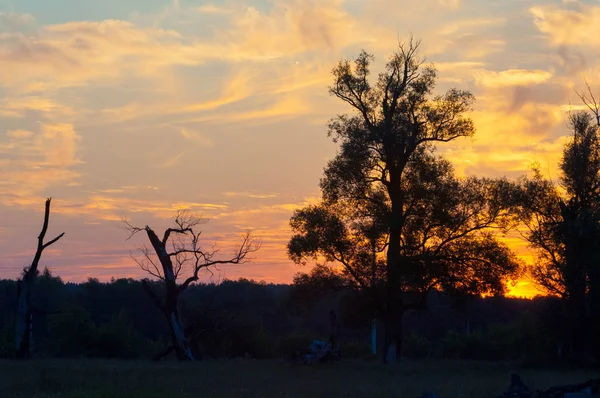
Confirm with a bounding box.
[124,209,260,361]
[16,198,65,359]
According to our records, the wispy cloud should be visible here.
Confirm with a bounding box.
[474,69,553,88]
[180,128,213,147]
[223,191,278,199]
[159,152,185,168]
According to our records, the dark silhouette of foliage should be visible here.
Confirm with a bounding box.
[0,275,581,364]
[289,37,522,363]
[515,95,600,362]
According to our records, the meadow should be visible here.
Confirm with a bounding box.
[0,359,598,398]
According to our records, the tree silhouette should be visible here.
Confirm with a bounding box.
[16,198,65,359]
[516,94,600,361]
[125,210,260,360]
[289,37,521,363]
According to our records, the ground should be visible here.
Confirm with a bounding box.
[0,359,598,397]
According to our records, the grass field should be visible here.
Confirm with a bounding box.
[0,359,598,398]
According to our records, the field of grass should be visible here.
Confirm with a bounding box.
[0,358,598,398]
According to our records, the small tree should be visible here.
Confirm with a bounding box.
[16,197,65,359]
[125,210,259,361]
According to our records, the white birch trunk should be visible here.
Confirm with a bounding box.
[170,311,194,360]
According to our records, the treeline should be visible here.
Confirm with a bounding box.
[0,269,568,363]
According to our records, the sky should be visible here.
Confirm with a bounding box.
[1,0,599,298]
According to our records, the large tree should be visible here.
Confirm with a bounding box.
[16,198,65,359]
[125,210,259,361]
[516,88,600,361]
[289,38,521,363]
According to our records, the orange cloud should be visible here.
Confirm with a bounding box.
[0,97,74,119]
[474,69,553,88]
[531,3,600,47]
[180,128,213,147]
[0,123,81,200]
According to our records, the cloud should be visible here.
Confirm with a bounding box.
[0,96,75,119]
[531,3,600,47]
[225,0,358,56]
[159,152,185,169]
[0,19,204,91]
[438,0,461,9]
[0,123,81,201]
[196,4,235,15]
[0,1,367,93]
[443,99,568,179]
[180,128,213,147]
[223,192,278,199]
[34,195,230,221]
[0,11,36,33]
[474,69,553,88]
[181,68,255,113]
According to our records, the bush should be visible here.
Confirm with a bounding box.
[47,307,158,359]
[0,315,15,358]
[440,329,486,360]
[278,333,315,358]
[91,310,157,359]
[403,332,432,359]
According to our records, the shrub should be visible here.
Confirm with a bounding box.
[403,332,432,359]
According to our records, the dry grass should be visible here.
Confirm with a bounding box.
[0,358,598,398]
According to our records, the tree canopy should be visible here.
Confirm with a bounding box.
[289,37,522,362]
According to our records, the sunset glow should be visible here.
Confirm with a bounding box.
[2,0,599,299]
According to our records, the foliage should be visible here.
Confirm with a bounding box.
[0,315,15,358]
[289,37,522,360]
[403,332,432,359]
[0,276,581,364]
[515,108,600,361]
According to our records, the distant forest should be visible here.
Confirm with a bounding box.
[0,272,568,363]
[5,36,600,366]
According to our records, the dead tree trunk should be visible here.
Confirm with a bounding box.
[15,198,64,359]
[144,227,195,361]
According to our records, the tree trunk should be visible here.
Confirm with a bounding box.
[587,266,600,362]
[15,280,32,359]
[560,204,590,363]
[564,264,588,363]
[384,198,403,363]
[144,227,195,361]
[168,307,194,361]
[383,306,403,364]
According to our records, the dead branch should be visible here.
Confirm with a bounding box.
[126,212,261,290]
[576,79,600,126]
[25,197,65,278]
[177,231,261,293]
